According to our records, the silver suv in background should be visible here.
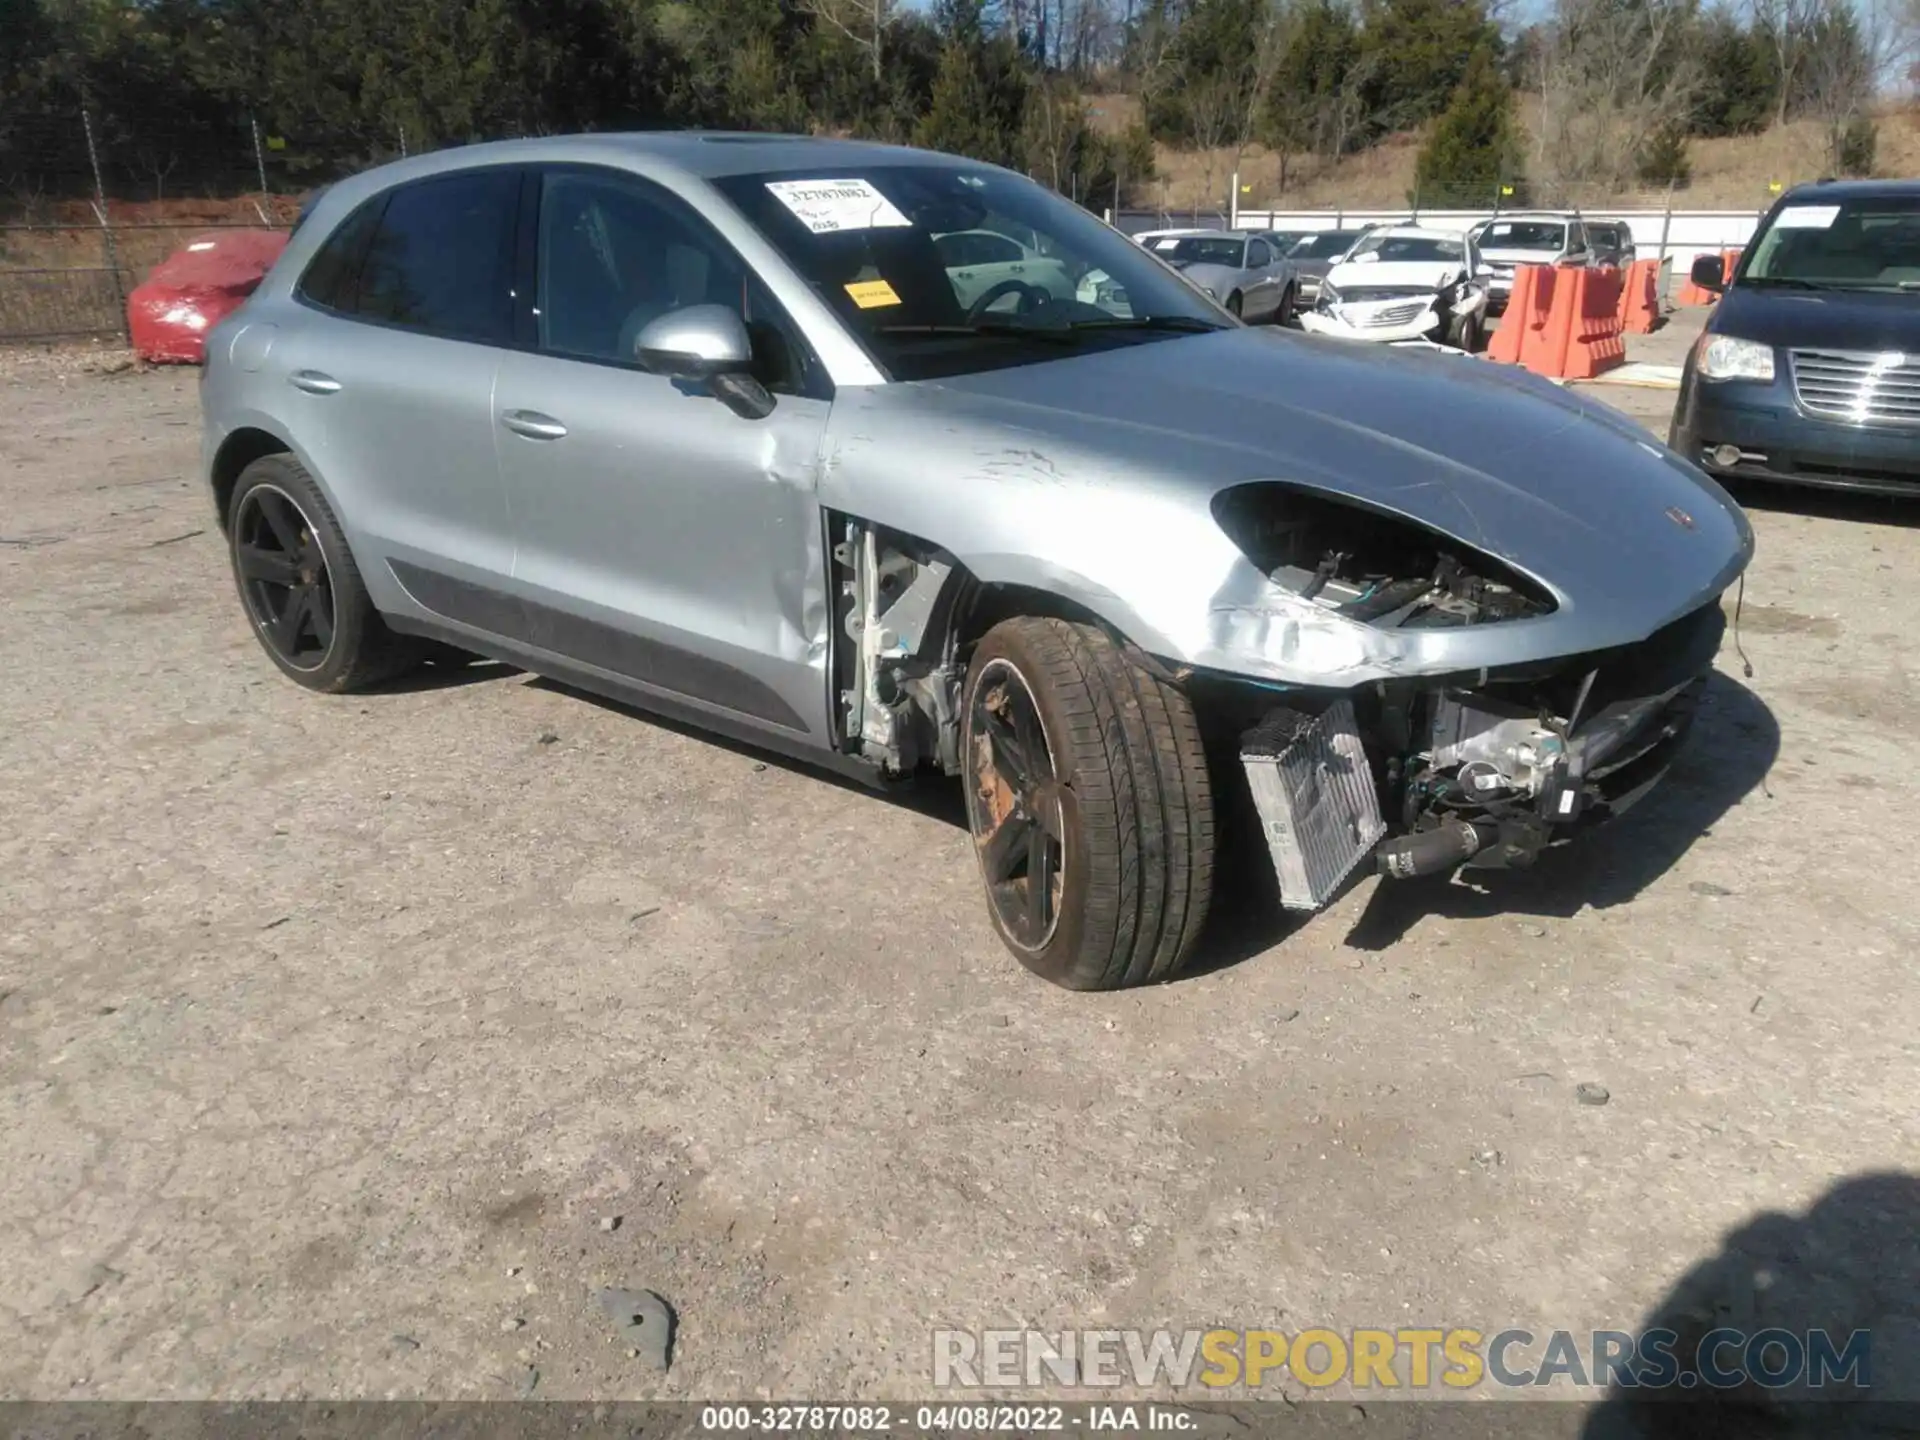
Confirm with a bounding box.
[1470,213,1591,312]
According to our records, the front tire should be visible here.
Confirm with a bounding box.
[1226,292,1244,318]
[227,454,421,693]
[1453,312,1483,354]
[962,618,1214,990]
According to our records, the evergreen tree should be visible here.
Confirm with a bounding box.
[1412,45,1519,204]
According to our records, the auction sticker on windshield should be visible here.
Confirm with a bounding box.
[1774,205,1841,229]
[844,279,902,309]
[765,179,912,234]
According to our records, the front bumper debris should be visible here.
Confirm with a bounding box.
[1239,699,1387,910]
[1236,601,1724,906]
[1300,298,1442,344]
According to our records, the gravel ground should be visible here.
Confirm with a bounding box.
[2,328,1918,1417]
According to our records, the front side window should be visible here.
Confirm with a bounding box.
[534,168,811,393]
[711,165,1227,381]
[1247,240,1272,268]
[353,170,520,344]
[1744,196,1920,291]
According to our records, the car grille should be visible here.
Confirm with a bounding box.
[1350,301,1427,328]
[1790,349,1920,426]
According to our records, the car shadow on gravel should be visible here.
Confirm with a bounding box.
[1579,1170,1920,1438]
[521,676,972,829]
[1727,481,1920,530]
[367,657,522,694]
[1339,670,1781,951]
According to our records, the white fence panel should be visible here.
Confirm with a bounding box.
[1239,208,1767,279]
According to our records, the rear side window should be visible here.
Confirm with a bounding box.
[353,170,521,344]
[296,199,382,311]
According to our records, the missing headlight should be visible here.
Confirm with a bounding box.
[1211,482,1556,628]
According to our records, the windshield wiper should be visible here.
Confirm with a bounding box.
[870,314,1226,343]
[869,317,1079,342]
[1744,275,1836,291]
[1065,315,1228,333]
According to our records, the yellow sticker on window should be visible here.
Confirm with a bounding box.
[845,279,902,309]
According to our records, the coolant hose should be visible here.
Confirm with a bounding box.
[1376,820,1490,880]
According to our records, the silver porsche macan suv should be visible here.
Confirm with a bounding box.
[202,134,1752,990]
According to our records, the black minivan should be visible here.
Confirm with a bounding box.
[1671,179,1920,497]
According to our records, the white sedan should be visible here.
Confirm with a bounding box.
[1299,226,1489,350]
[933,229,1076,312]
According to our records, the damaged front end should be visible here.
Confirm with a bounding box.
[1232,602,1719,908]
[1208,484,1726,908]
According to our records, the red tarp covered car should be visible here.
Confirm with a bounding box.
[127,229,289,364]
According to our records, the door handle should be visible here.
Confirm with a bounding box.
[289,370,341,395]
[500,409,568,441]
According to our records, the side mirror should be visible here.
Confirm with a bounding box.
[1690,253,1727,293]
[635,304,753,380]
[634,304,774,420]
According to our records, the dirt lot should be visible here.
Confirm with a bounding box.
[2,330,1918,1417]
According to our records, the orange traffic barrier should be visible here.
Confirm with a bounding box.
[1488,263,1626,381]
[1560,265,1626,379]
[1676,248,1741,306]
[1617,258,1660,334]
[1486,263,1550,366]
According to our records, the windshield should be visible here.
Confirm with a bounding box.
[1480,221,1565,252]
[1150,236,1246,268]
[1744,196,1920,291]
[711,166,1227,381]
[1292,232,1358,260]
[1346,233,1462,264]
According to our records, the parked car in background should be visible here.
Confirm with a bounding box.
[1671,178,1920,498]
[1470,213,1590,312]
[1252,228,1308,257]
[200,133,1750,993]
[1286,229,1364,305]
[933,228,1076,311]
[1138,229,1299,322]
[1585,219,1637,268]
[1132,227,1208,248]
[1300,225,1488,349]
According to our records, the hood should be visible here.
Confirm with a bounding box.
[1324,259,1460,293]
[1711,282,1920,352]
[920,329,1750,646]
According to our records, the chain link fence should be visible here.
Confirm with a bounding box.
[0,106,367,344]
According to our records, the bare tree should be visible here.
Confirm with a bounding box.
[802,0,905,84]
[1183,67,1244,210]
[1796,0,1911,170]
[1126,0,1182,134]
[1536,0,1703,195]
[1747,0,1821,125]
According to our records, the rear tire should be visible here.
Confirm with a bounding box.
[226,454,422,693]
[1275,284,1297,327]
[961,618,1214,990]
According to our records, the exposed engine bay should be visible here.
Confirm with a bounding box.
[830,512,1721,910]
[1211,483,1556,629]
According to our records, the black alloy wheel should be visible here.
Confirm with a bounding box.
[234,483,335,672]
